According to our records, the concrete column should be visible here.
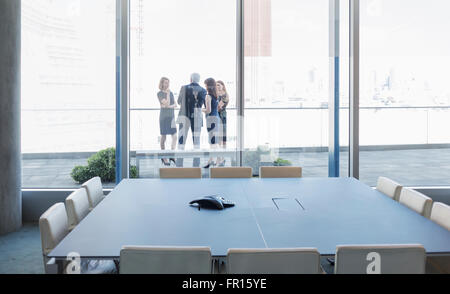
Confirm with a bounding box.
[0,0,22,235]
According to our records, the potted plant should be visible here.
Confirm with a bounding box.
[273,157,292,166]
[243,144,276,176]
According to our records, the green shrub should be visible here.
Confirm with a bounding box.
[130,165,138,179]
[71,165,94,184]
[71,147,139,184]
[87,148,116,182]
[274,158,292,166]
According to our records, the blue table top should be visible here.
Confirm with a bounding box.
[49,178,450,258]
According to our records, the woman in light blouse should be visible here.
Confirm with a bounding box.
[157,77,177,166]
[216,80,229,166]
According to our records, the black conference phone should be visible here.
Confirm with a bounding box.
[189,195,235,210]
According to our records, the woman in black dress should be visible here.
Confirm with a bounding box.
[216,80,229,166]
[158,77,177,166]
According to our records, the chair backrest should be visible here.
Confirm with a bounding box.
[160,167,201,179]
[335,244,426,274]
[39,203,70,256]
[399,188,433,218]
[259,166,302,178]
[65,188,90,230]
[430,202,450,231]
[376,177,402,201]
[226,248,322,274]
[210,167,252,178]
[82,176,104,210]
[119,246,212,274]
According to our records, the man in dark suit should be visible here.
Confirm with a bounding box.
[176,73,206,167]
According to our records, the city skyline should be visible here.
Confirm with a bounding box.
[20,0,450,154]
[22,0,450,110]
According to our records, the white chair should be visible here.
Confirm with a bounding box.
[399,188,433,218]
[65,188,91,230]
[426,203,450,273]
[260,166,302,178]
[334,244,426,274]
[425,203,450,273]
[82,177,105,210]
[39,203,116,274]
[376,177,402,201]
[119,246,212,274]
[430,202,450,231]
[210,167,252,178]
[160,167,202,179]
[226,248,323,274]
[39,203,70,267]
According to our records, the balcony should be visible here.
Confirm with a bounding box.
[21,106,450,189]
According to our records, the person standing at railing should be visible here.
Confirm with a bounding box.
[216,80,229,167]
[176,73,207,167]
[158,77,177,166]
[203,78,221,168]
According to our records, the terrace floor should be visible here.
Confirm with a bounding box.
[22,148,450,188]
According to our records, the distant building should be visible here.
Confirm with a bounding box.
[244,0,272,106]
[244,0,272,57]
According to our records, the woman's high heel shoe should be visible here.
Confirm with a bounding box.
[169,158,176,165]
[161,158,170,166]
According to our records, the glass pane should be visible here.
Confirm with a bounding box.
[130,0,237,178]
[21,0,116,188]
[244,0,331,176]
[360,0,450,186]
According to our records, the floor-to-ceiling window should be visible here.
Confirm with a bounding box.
[360,0,450,186]
[129,0,237,178]
[21,0,116,188]
[24,0,450,189]
[243,0,344,177]
[128,0,348,178]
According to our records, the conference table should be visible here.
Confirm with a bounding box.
[49,177,450,264]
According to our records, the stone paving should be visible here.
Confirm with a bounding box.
[22,148,450,188]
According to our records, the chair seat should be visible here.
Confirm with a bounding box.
[82,260,118,274]
[64,259,117,274]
